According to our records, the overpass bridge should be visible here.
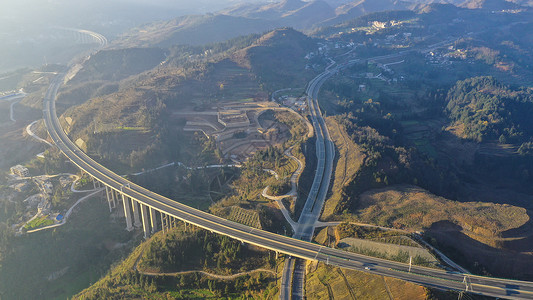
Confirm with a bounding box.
[53,27,108,47]
[43,72,533,299]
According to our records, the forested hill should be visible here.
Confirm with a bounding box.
[57,28,318,172]
[445,76,533,143]
[234,27,317,90]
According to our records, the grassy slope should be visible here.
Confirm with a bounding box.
[233,28,317,90]
[356,185,528,238]
[310,227,433,299]
[74,227,280,299]
[354,184,533,279]
[321,117,365,220]
[306,262,427,300]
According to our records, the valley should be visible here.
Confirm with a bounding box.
[1,0,533,299]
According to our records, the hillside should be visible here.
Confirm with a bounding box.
[445,76,533,143]
[306,262,428,299]
[221,0,315,19]
[58,28,317,172]
[312,9,417,38]
[355,185,533,278]
[219,0,336,29]
[280,1,337,29]
[74,228,279,299]
[68,48,166,84]
[234,28,318,90]
[461,0,522,9]
[319,0,409,27]
[357,185,528,236]
[113,14,276,48]
[113,0,435,48]
[54,48,166,110]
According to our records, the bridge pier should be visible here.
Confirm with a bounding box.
[111,189,117,209]
[105,186,112,212]
[140,204,151,239]
[121,194,134,231]
[161,212,166,233]
[150,207,158,234]
[160,212,169,233]
[169,216,177,230]
[93,178,102,188]
[132,199,142,228]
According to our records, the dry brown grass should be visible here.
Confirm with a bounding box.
[445,123,467,139]
[357,185,529,240]
[338,237,438,265]
[322,117,365,220]
[305,262,427,300]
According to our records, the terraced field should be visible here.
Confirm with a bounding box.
[226,206,262,229]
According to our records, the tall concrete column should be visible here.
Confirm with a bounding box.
[150,208,158,233]
[131,199,141,228]
[172,217,178,229]
[140,204,150,239]
[115,190,120,206]
[105,186,112,212]
[163,214,170,232]
[160,212,166,234]
[122,194,133,231]
[110,189,116,209]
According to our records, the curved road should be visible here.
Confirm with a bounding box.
[281,65,338,299]
[43,74,533,299]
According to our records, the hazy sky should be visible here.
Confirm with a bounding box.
[0,0,265,73]
[0,0,263,33]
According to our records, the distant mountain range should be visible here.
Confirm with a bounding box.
[218,0,336,29]
[114,14,275,48]
[218,0,411,29]
[113,0,531,48]
[218,0,532,30]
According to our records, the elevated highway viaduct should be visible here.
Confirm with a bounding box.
[43,73,533,300]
